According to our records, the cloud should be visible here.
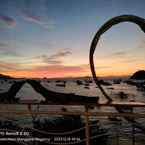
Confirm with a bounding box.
[21,10,41,23]
[137,39,145,49]
[33,64,88,72]
[49,50,72,58]
[95,66,112,69]
[36,64,110,72]
[21,9,55,29]
[0,51,20,57]
[0,60,112,78]
[0,61,20,72]
[29,63,110,76]
[18,63,89,78]
[0,42,7,47]
[41,55,62,64]
[1,63,89,78]
[35,50,72,64]
[110,51,127,57]
[0,42,21,57]
[0,15,16,27]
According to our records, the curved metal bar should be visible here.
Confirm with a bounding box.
[89,15,145,102]
[27,79,99,104]
[0,80,26,103]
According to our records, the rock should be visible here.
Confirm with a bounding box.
[130,70,145,80]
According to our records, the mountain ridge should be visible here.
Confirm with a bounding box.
[0,73,13,79]
[130,70,145,80]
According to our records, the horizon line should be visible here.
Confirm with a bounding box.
[3,74,130,79]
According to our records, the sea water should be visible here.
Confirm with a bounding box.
[0,78,145,145]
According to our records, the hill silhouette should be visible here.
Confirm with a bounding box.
[0,73,13,79]
[130,70,145,80]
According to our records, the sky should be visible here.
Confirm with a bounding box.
[0,0,145,78]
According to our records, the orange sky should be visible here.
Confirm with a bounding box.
[3,63,144,78]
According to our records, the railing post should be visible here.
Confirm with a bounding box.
[85,105,90,145]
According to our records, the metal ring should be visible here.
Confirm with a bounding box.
[89,15,145,102]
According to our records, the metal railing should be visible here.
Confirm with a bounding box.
[0,102,145,145]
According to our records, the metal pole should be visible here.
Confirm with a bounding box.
[85,105,90,145]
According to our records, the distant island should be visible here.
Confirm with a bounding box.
[130,70,145,80]
[0,74,13,79]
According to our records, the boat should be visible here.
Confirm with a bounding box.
[117,91,128,99]
[56,83,66,87]
[76,80,83,85]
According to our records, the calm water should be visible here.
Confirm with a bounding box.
[0,78,145,145]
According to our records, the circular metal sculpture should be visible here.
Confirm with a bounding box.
[89,15,145,102]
